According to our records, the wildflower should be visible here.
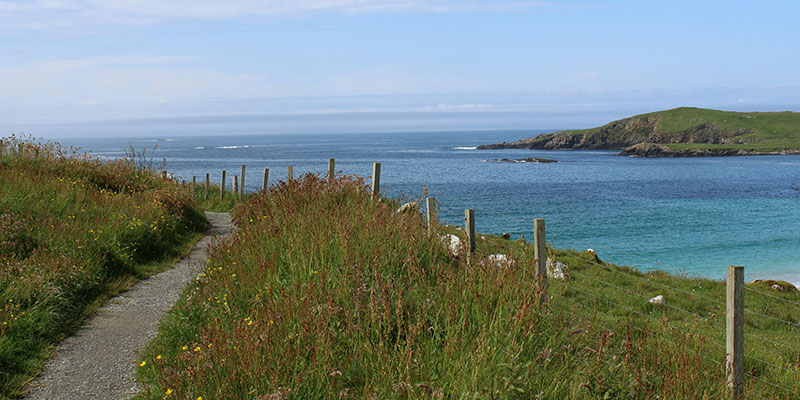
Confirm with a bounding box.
[193,347,201,352]
[231,273,237,278]
[197,397,203,400]
[182,345,188,351]
[247,319,253,326]
[165,388,173,396]
[139,361,146,367]
[156,355,162,360]
[207,343,213,348]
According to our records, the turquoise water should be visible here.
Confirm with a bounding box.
[62,130,800,284]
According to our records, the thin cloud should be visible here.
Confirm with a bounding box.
[0,0,557,31]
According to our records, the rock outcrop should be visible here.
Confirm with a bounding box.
[620,143,800,157]
[487,157,558,163]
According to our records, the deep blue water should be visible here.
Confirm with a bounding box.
[61,131,800,284]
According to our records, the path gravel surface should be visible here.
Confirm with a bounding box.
[25,212,233,400]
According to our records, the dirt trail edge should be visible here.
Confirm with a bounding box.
[25,212,233,400]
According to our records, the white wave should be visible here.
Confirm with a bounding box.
[453,146,477,150]
[194,146,205,150]
[216,145,251,149]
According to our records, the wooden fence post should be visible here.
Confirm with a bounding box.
[220,170,226,199]
[233,175,239,199]
[205,173,210,200]
[534,218,548,303]
[726,265,744,399]
[263,168,269,191]
[288,165,293,181]
[328,158,335,184]
[0,139,4,159]
[465,209,475,255]
[240,165,246,197]
[426,197,437,233]
[192,176,196,200]
[372,162,381,198]
[18,143,23,158]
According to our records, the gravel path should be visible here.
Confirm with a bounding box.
[25,212,233,400]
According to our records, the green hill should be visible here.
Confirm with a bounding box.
[478,107,800,157]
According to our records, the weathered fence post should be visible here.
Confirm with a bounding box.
[0,139,4,159]
[233,175,239,199]
[372,162,381,198]
[328,158,335,184]
[205,173,210,200]
[220,170,226,199]
[426,197,437,233]
[726,265,744,399]
[262,168,269,191]
[18,143,23,158]
[288,165,293,181]
[192,176,197,200]
[240,165,246,197]
[534,218,548,303]
[465,209,475,255]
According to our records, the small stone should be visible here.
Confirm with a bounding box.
[546,258,568,280]
[440,234,462,255]
[649,295,666,306]
[485,254,515,269]
[395,201,417,214]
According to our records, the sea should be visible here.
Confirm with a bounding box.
[60,130,800,285]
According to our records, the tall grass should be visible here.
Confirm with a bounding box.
[0,136,208,398]
[137,173,797,399]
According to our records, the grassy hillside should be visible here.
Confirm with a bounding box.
[634,107,800,152]
[137,173,800,399]
[0,136,208,398]
[480,107,800,155]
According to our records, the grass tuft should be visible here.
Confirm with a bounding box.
[0,135,208,398]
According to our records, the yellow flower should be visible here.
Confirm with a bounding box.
[207,343,213,348]
[181,345,188,351]
[193,346,201,352]
[165,388,173,395]
[156,355,162,360]
[139,361,146,367]
[247,319,253,326]
[197,397,203,400]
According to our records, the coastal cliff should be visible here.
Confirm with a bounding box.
[478,107,800,157]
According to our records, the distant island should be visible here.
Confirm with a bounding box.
[478,107,800,157]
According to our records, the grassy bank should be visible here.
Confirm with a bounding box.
[0,136,208,398]
[137,173,799,399]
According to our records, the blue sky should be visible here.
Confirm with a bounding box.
[1,0,799,136]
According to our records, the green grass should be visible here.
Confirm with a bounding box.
[0,136,208,399]
[137,173,800,399]
[589,107,800,152]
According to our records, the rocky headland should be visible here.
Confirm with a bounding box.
[478,107,800,157]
